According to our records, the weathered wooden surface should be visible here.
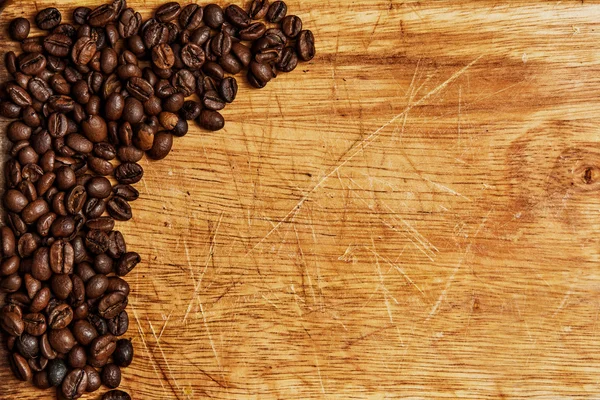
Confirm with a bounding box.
[2,0,600,398]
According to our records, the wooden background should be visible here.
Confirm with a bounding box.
[2,0,600,398]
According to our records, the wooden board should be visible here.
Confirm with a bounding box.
[2,0,600,398]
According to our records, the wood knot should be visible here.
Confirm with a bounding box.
[548,148,600,194]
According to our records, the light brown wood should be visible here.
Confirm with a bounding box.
[3,0,600,398]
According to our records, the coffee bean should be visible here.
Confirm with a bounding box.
[179,4,204,31]
[107,196,133,221]
[203,90,226,111]
[72,35,97,66]
[73,7,91,25]
[173,117,188,137]
[181,43,206,70]
[49,216,75,238]
[296,30,316,61]
[103,390,131,400]
[16,333,39,359]
[171,69,196,96]
[32,247,52,281]
[225,4,250,28]
[180,100,202,120]
[33,371,51,389]
[204,4,225,29]
[89,333,116,365]
[82,115,108,143]
[1,311,24,336]
[101,363,121,389]
[122,96,144,124]
[156,2,181,22]
[48,359,68,387]
[267,1,287,22]
[50,239,74,274]
[276,46,299,72]
[67,345,87,369]
[44,34,73,58]
[1,273,22,292]
[88,3,118,28]
[82,365,102,393]
[48,327,76,354]
[239,22,267,41]
[147,132,173,160]
[17,232,39,258]
[10,18,30,41]
[61,368,88,399]
[249,0,270,19]
[36,8,62,31]
[1,255,20,276]
[210,31,232,57]
[28,355,48,373]
[51,273,73,300]
[10,352,32,381]
[115,162,144,184]
[248,61,275,88]
[197,109,225,131]
[23,312,47,336]
[106,309,129,336]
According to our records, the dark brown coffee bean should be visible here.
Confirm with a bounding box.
[72,35,97,66]
[103,390,131,400]
[1,311,24,336]
[106,310,128,336]
[180,43,205,70]
[247,61,275,88]
[98,292,128,320]
[92,254,113,275]
[67,345,87,369]
[232,42,252,66]
[117,146,144,163]
[81,115,108,143]
[117,8,141,39]
[143,95,162,116]
[224,4,250,28]
[281,15,302,38]
[48,359,67,387]
[112,339,133,368]
[83,199,107,220]
[10,17,30,41]
[0,226,16,258]
[151,43,175,69]
[17,232,39,258]
[85,176,112,199]
[89,333,116,362]
[172,117,188,137]
[156,2,181,22]
[86,274,109,299]
[202,90,225,111]
[6,82,32,107]
[101,363,121,389]
[32,247,52,281]
[217,77,237,104]
[239,22,266,41]
[115,162,144,184]
[36,8,62,30]
[1,273,22,292]
[48,327,75,354]
[106,196,132,221]
[7,121,32,143]
[180,100,201,120]
[51,274,73,300]
[126,77,155,102]
[33,370,51,389]
[62,368,88,399]
[106,231,126,260]
[23,312,47,336]
[10,352,32,381]
[29,287,50,314]
[73,7,91,24]
[144,132,172,160]
[116,251,141,276]
[38,332,57,360]
[15,333,39,359]
[50,239,74,274]
[47,303,73,330]
[22,199,50,224]
[204,4,225,29]
[249,0,270,19]
[70,320,97,347]
[6,51,18,75]
[24,273,41,299]
[197,109,225,131]
[122,96,144,124]
[86,230,110,255]
[276,46,299,72]
[0,100,22,118]
[88,2,119,28]
[210,31,232,58]
[1,255,20,276]
[103,92,124,121]
[296,30,316,61]
[43,33,73,58]
[171,69,196,96]
[50,216,75,238]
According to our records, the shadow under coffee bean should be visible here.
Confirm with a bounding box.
[0,0,315,399]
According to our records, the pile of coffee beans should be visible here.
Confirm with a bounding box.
[0,0,315,399]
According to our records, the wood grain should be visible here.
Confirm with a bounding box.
[2,0,600,398]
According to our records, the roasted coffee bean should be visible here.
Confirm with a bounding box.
[151,43,175,69]
[70,321,97,347]
[239,22,266,41]
[146,132,172,160]
[266,1,287,22]
[103,390,131,400]
[1,273,22,292]
[70,274,86,307]
[28,355,49,373]
[51,273,73,300]
[83,365,102,393]
[82,115,108,143]
[143,95,162,115]
[50,239,74,274]
[87,95,102,116]
[86,230,109,255]
[156,2,181,22]
[98,292,128,319]
[113,339,133,367]
[249,0,270,19]
[62,368,88,399]
[73,7,91,25]
[33,371,51,389]
[24,273,41,298]
[89,333,116,363]
[106,231,126,259]
[49,216,75,238]
[127,77,154,101]
[23,312,47,336]
[210,31,232,58]
[100,47,118,75]
[143,20,169,49]
[118,8,141,39]
[10,18,30,41]
[93,254,114,275]
[88,3,118,28]
[225,4,250,28]
[93,143,117,161]
[281,15,303,38]
[117,146,143,163]
[122,96,144,124]
[115,162,144,184]
[17,232,39,258]
[297,30,316,61]
[10,352,32,382]
[0,226,17,258]
[67,345,87,369]
[1,311,24,336]
[276,46,299,72]
[198,109,225,131]
[16,333,39,358]
[72,35,97,66]
[85,217,115,233]
[86,274,109,299]
[6,51,18,75]
[87,156,113,176]
[107,196,133,221]
[48,327,76,354]
[173,117,188,137]
[36,8,62,30]
[0,100,22,118]
[30,287,51,313]
[248,61,275,88]
[179,5,203,31]
[179,100,201,121]
[48,359,68,387]
[180,43,205,70]
[203,90,226,111]
[5,189,28,213]
[32,247,52,281]
[44,34,73,58]
[204,4,225,29]
[101,363,121,389]
[232,41,252,66]
[107,310,129,336]
[1,255,20,276]
[6,83,32,107]
[47,303,73,330]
